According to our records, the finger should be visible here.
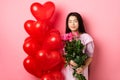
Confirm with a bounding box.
[76,71,81,74]
[76,68,79,71]
[76,68,80,71]
[76,69,80,73]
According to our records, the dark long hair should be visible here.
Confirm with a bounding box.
[66,12,86,33]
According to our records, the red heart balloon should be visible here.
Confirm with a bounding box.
[48,51,61,65]
[31,1,55,21]
[48,29,61,36]
[23,37,41,56]
[41,73,53,80]
[41,71,64,80]
[43,29,63,50]
[23,56,37,75]
[24,20,49,42]
[24,20,35,35]
[34,50,62,71]
[23,56,45,78]
[48,63,62,72]
[51,71,64,80]
[35,49,48,64]
[23,56,36,74]
[43,51,62,70]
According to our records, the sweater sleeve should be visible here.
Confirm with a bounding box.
[82,33,94,57]
[85,41,94,57]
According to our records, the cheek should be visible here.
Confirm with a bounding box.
[74,23,79,28]
[75,22,79,26]
[68,25,72,30]
[68,23,72,26]
[68,23,72,29]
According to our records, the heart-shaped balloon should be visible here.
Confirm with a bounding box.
[35,49,48,64]
[43,29,63,50]
[24,20,49,42]
[23,56,36,74]
[31,1,55,21]
[24,20,35,35]
[45,51,62,70]
[41,71,64,80]
[51,71,64,80]
[41,73,53,80]
[49,57,65,72]
[23,37,41,56]
[34,50,62,71]
[23,56,46,78]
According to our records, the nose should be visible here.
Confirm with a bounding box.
[72,21,75,25]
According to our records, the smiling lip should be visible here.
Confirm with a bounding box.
[71,26,76,28]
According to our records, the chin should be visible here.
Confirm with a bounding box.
[72,29,77,32]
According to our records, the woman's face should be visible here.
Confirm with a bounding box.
[68,16,79,32]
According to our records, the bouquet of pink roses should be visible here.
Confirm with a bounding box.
[62,32,88,80]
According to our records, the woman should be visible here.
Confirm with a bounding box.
[62,12,94,80]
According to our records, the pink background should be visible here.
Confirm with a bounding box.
[0,0,120,80]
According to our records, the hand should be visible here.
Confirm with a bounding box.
[69,60,77,67]
[76,67,84,74]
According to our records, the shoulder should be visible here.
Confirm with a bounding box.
[81,33,93,40]
[80,33,94,44]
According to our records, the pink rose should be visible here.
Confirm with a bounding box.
[62,32,73,41]
[67,33,73,41]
